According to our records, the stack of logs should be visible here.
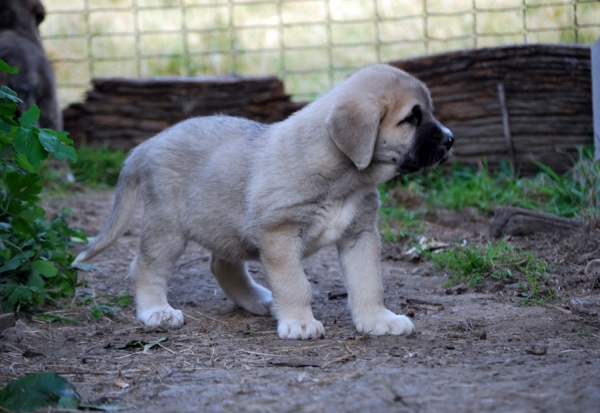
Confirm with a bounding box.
[63,45,593,175]
[390,44,593,175]
[63,75,303,151]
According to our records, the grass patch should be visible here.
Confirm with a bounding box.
[378,187,425,242]
[77,288,133,321]
[424,239,553,304]
[385,160,539,215]
[70,146,127,187]
[533,146,600,218]
[40,146,127,190]
[382,148,600,219]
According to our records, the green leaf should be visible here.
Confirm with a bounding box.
[0,85,21,104]
[0,373,80,411]
[6,285,35,312]
[14,126,46,167]
[0,145,28,175]
[38,129,76,161]
[18,104,40,128]
[28,261,59,288]
[6,172,42,203]
[116,289,133,306]
[92,304,121,317]
[0,236,8,256]
[0,108,18,122]
[37,313,84,325]
[27,272,45,289]
[40,128,73,145]
[31,260,59,278]
[90,307,103,319]
[114,337,168,350]
[14,152,35,173]
[0,60,19,74]
[0,256,20,273]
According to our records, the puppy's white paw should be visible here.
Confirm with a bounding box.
[277,318,325,340]
[236,284,273,316]
[355,308,414,336]
[137,305,184,328]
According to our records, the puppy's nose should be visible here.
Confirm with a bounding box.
[441,128,454,150]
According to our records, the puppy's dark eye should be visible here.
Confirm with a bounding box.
[398,105,422,127]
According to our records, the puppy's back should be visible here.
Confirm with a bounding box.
[132,115,269,260]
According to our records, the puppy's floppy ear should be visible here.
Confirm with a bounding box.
[27,0,46,25]
[325,98,386,170]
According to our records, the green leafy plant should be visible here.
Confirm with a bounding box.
[90,290,132,320]
[0,372,128,411]
[37,312,83,325]
[115,336,168,351]
[78,289,133,320]
[0,373,80,411]
[0,60,84,313]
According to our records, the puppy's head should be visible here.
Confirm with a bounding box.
[325,64,453,180]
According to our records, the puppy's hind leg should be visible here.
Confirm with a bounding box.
[133,230,187,328]
[210,256,273,316]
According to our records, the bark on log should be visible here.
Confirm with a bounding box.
[389,44,594,175]
[490,206,582,238]
[62,45,593,174]
[63,74,304,150]
[0,313,15,332]
[593,38,600,160]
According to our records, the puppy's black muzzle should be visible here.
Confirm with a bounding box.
[397,120,454,174]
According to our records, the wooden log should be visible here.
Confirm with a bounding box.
[389,44,594,175]
[593,38,600,160]
[0,313,15,332]
[490,206,582,238]
[63,44,593,172]
[63,74,303,149]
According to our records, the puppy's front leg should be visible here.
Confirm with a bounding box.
[260,229,324,340]
[337,227,414,336]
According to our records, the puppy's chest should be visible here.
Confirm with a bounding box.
[304,192,364,251]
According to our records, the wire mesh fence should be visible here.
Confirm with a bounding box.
[41,0,600,106]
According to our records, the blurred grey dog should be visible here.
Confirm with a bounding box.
[0,0,62,130]
[74,64,454,340]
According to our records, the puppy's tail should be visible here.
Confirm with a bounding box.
[73,148,142,264]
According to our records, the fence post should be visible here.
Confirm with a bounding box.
[593,38,600,160]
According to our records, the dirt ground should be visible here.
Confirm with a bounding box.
[1,188,599,413]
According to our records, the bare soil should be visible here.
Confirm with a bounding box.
[1,188,599,413]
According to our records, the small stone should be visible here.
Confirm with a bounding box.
[526,345,547,356]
